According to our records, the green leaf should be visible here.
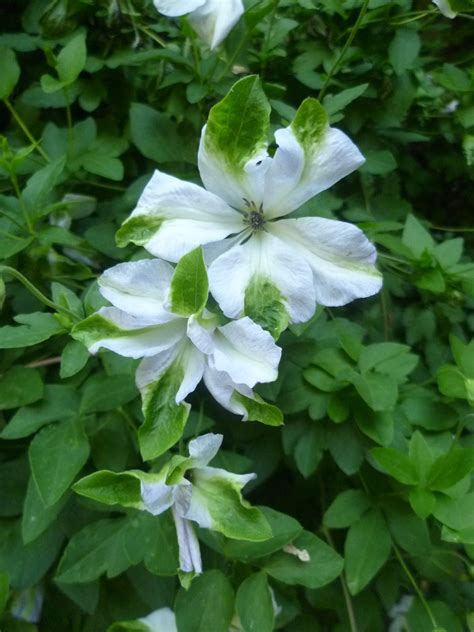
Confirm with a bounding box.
[1,385,80,439]
[73,470,145,510]
[82,153,124,181]
[408,431,434,485]
[433,493,474,530]
[204,75,270,173]
[409,488,436,519]
[358,343,418,381]
[0,366,43,409]
[139,364,190,461]
[427,448,474,491]
[60,340,90,378]
[0,312,64,349]
[29,418,90,506]
[262,530,343,588]
[324,490,372,529]
[221,506,303,561]
[175,570,234,632]
[323,83,368,116]
[371,448,418,485]
[351,372,398,411]
[236,572,274,632]
[345,510,392,595]
[389,29,421,75]
[244,276,289,339]
[22,475,68,544]
[402,215,434,259]
[294,424,324,478]
[233,392,284,426]
[130,102,183,163]
[56,32,87,84]
[80,374,138,413]
[385,502,431,556]
[0,46,20,99]
[169,247,208,316]
[437,364,473,403]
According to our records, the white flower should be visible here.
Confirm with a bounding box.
[153,0,244,49]
[118,77,383,336]
[139,607,178,632]
[432,0,457,17]
[73,258,282,424]
[139,433,269,573]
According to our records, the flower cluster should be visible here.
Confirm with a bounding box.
[73,74,382,578]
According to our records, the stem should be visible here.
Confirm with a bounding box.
[9,171,33,234]
[2,98,50,163]
[0,265,76,319]
[139,25,167,47]
[393,543,439,629]
[26,356,61,368]
[63,86,74,154]
[323,526,359,632]
[318,0,370,100]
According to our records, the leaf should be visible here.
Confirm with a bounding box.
[169,247,208,317]
[73,470,144,510]
[0,46,20,99]
[29,418,90,506]
[358,343,418,381]
[371,448,418,485]
[262,530,343,589]
[236,572,274,632]
[22,476,68,544]
[130,103,183,163]
[389,29,421,75]
[175,570,234,632]
[402,214,434,259]
[409,488,436,519]
[0,367,43,409]
[324,490,372,529]
[60,340,90,378]
[385,502,431,556]
[81,153,124,181]
[80,374,138,414]
[427,448,474,491]
[323,83,368,116]
[56,32,87,85]
[1,385,80,439]
[294,424,324,478]
[0,312,64,349]
[344,510,392,595]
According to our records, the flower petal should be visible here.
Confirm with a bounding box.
[140,479,175,516]
[73,307,186,359]
[171,508,203,574]
[268,217,383,306]
[187,432,223,466]
[152,0,205,16]
[211,317,281,387]
[117,170,243,262]
[263,99,365,218]
[432,0,457,17]
[98,259,175,322]
[189,0,245,49]
[208,231,315,331]
[139,608,178,632]
[137,340,205,403]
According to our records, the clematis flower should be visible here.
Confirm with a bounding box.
[74,433,271,575]
[72,255,282,459]
[138,608,177,632]
[117,76,383,338]
[153,0,244,49]
[431,0,457,16]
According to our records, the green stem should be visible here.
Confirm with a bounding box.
[139,25,167,47]
[0,265,76,319]
[318,0,370,100]
[63,86,74,153]
[393,543,439,629]
[2,98,50,163]
[9,171,33,234]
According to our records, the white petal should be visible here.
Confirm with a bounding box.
[124,170,244,262]
[198,125,270,211]
[211,317,281,387]
[139,608,178,632]
[171,508,203,574]
[98,259,175,322]
[140,479,175,516]
[268,217,383,306]
[208,231,315,323]
[152,0,205,16]
[186,312,218,356]
[187,432,223,466]
[189,0,245,49]
[88,307,186,359]
[432,0,456,17]
[194,465,256,490]
[203,365,252,417]
[263,126,365,218]
[136,340,205,403]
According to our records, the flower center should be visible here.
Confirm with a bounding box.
[243,199,266,231]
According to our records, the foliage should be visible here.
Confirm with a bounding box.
[0,0,473,630]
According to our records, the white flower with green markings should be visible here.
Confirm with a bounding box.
[72,249,282,461]
[117,76,383,338]
[153,0,244,49]
[74,433,271,576]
